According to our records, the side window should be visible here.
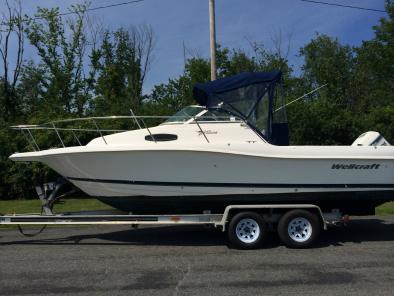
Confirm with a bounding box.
[249,93,269,134]
[198,111,219,121]
[198,110,241,122]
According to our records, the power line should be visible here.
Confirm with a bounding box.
[300,0,386,13]
[30,0,144,19]
[61,0,144,16]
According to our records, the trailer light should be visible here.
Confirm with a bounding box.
[170,216,181,222]
[342,215,350,223]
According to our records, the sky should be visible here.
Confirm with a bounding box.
[1,0,388,93]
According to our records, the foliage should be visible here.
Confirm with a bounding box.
[92,25,155,116]
[24,5,91,118]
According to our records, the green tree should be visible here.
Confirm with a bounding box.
[353,0,394,140]
[25,4,91,118]
[0,0,24,121]
[147,57,210,115]
[299,34,356,107]
[91,26,155,116]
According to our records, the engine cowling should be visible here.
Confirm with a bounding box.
[351,131,391,146]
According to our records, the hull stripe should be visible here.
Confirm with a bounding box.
[67,177,394,189]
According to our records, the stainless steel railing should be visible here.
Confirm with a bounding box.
[11,114,241,151]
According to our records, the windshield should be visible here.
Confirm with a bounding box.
[197,109,241,122]
[164,106,205,123]
[163,106,242,124]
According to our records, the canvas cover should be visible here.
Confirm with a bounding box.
[193,71,282,119]
[193,71,289,145]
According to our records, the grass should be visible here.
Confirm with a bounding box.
[0,198,112,215]
[0,199,393,216]
[375,201,394,215]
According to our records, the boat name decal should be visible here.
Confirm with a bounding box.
[331,163,380,170]
[197,130,218,135]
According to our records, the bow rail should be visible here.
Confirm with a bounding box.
[10,114,238,151]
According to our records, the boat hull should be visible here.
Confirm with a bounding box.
[96,190,394,215]
[11,148,394,214]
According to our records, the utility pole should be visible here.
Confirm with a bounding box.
[209,0,217,80]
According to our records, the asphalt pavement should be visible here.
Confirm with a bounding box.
[0,216,393,296]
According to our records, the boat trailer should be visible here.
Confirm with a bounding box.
[0,180,345,248]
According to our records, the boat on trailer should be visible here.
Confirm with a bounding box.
[8,71,394,216]
[4,70,394,249]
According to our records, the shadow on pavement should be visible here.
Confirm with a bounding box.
[315,218,394,248]
[1,217,393,248]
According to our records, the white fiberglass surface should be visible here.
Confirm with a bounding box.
[86,120,260,147]
[41,149,393,185]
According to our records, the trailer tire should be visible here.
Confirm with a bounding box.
[228,212,267,249]
[278,209,320,248]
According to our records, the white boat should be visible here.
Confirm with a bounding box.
[9,71,394,215]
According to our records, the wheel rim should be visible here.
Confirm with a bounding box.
[235,218,260,244]
[287,217,312,243]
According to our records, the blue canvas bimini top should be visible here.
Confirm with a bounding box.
[192,70,288,145]
[193,71,282,109]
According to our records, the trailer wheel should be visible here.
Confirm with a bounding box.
[278,209,321,248]
[228,212,267,249]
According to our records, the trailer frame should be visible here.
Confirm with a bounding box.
[0,203,339,231]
